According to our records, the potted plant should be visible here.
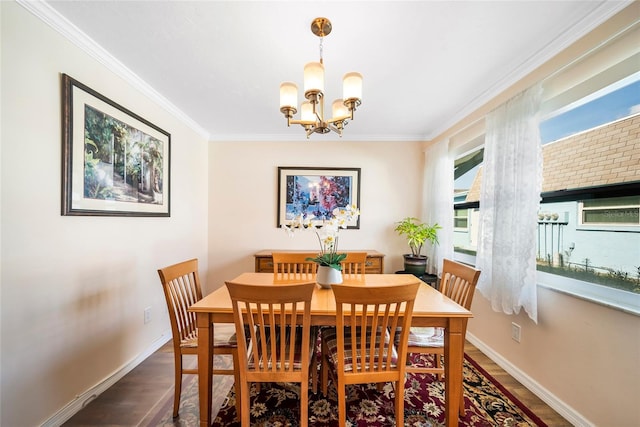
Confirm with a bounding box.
[394,217,441,276]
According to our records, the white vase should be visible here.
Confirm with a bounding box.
[316,265,343,289]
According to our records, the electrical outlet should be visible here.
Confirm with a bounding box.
[511,322,521,342]
[144,307,151,324]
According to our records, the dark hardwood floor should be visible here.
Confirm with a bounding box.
[463,344,572,427]
[63,341,178,426]
[63,340,572,426]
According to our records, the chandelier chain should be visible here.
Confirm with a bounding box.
[319,36,324,64]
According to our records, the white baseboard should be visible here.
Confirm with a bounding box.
[466,332,592,427]
[41,330,172,427]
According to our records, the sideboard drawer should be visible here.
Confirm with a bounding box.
[254,250,384,274]
[364,255,383,274]
[256,257,275,273]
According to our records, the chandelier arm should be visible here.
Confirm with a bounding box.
[327,123,343,136]
[305,127,315,139]
[317,92,325,121]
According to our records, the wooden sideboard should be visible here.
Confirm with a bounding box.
[254,250,385,274]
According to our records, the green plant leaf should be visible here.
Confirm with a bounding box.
[306,252,347,270]
[394,217,442,256]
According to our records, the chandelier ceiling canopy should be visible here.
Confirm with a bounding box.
[279,17,363,139]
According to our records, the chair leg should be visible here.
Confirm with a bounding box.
[395,379,404,427]
[300,379,309,427]
[337,380,347,427]
[311,326,319,394]
[436,353,443,381]
[232,350,242,420]
[239,380,250,425]
[459,388,465,417]
[321,340,329,396]
[310,348,318,394]
[172,353,182,418]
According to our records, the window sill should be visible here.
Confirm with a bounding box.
[575,224,639,232]
[537,270,640,317]
[453,251,640,316]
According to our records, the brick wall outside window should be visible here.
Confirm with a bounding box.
[465,114,640,202]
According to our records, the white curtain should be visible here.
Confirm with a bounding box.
[476,84,543,323]
[422,139,454,275]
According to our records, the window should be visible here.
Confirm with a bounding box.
[454,208,469,230]
[453,147,482,256]
[535,70,640,302]
[580,196,640,226]
[540,79,640,144]
[450,32,640,312]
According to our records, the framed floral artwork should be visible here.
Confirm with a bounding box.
[61,74,170,216]
[277,166,361,229]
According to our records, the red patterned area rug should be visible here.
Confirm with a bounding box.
[147,353,547,427]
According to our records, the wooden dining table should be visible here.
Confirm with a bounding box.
[189,272,472,427]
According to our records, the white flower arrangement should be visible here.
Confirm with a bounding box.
[282,204,360,270]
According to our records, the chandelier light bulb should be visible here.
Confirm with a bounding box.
[279,82,298,110]
[343,72,363,104]
[332,99,348,119]
[304,61,325,97]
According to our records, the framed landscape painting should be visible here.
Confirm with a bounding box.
[61,74,170,216]
[277,166,361,229]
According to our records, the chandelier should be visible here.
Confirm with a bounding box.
[279,17,363,138]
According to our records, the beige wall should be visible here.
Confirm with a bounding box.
[206,140,425,291]
[1,3,209,426]
[468,288,640,426]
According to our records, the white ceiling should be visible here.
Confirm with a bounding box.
[33,1,630,142]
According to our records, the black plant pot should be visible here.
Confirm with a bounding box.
[403,254,428,276]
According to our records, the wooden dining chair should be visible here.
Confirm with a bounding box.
[225,280,316,427]
[340,251,368,280]
[405,259,481,376]
[157,259,240,418]
[321,282,420,427]
[272,252,318,280]
[404,258,480,416]
[272,252,323,391]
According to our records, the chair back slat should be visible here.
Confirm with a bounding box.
[158,259,203,342]
[272,252,318,281]
[340,252,367,280]
[440,259,481,310]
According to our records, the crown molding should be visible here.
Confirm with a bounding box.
[17,0,210,140]
[207,132,426,143]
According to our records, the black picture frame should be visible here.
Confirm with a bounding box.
[277,166,361,229]
[61,74,171,216]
